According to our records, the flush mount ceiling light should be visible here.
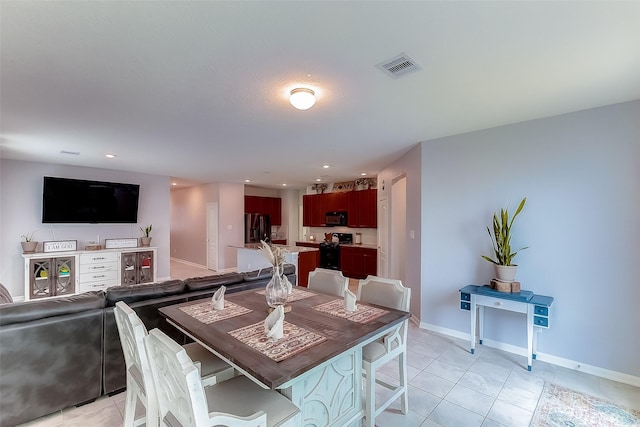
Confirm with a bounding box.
[289,88,316,110]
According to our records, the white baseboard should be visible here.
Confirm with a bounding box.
[170,257,208,270]
[419,321,640,388]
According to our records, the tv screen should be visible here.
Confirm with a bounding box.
[42,176,140,223]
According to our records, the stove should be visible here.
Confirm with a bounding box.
[319,233,352,270]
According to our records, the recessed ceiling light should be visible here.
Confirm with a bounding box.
[244,179,251,183]
[322,164,330,169]
[360,172,367,176]
[282,183,287,186]
[316,178,322,182]
[105,154,117,159]
[171,182,177,186]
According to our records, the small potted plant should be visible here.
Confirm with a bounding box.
[481,197,528,283]
[140,224,152,247]
[21,230,38,253]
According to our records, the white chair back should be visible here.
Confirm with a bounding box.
[307,268,349,297]
[357,276,410,312]
[144,328,212,427]
[114,301,157,427]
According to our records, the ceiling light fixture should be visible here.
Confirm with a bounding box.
[105,154,116,159]
[322,164,330,169]
[289,88,316,110]
[360,172,367,176]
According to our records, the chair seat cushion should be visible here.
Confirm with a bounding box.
[205,376,299,427]
[362,338,400,363]
[183,342,231,378]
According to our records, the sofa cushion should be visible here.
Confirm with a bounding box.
[0,283,13,305]
[105,280,185,307]
[184,272,244,292]
[0,291,104,326]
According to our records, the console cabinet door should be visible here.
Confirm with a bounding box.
[28,256,76,299]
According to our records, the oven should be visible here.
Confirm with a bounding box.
[319,242,340,270]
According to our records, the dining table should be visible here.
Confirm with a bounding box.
[159,286,410,427]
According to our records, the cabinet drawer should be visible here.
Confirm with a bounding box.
[475,295,527,313]
[80,252,118,264]
[80,261,117,274]
[78,281,113,293]
[80,269,118,284]
[534,316,549,328]
[460,302,471,311]
[534,305,548,316]
[461,293,470,301]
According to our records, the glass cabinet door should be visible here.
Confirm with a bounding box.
[121,252,138,285]
[30,258,53,299]
[54,257,75,295]
[137,251,154,284]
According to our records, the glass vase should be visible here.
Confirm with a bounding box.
[265,266,288,308]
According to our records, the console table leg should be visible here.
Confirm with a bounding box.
[470,298,477,355]
[527,307,534,370]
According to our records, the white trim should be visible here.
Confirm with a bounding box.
[170,257,208,270]
[419,321,640,388]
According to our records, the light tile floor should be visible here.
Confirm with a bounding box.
[16,261,640,427]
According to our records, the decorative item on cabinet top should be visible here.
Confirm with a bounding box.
[43,240,77,253]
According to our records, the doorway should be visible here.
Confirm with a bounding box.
[206,202,219,271]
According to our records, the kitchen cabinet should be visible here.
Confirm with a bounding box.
[326,192,347,212]
[347,189,377,228]
[245,195,282,225]
[297,249,320,287]
[303,194,328,227]
[340,246,377,279]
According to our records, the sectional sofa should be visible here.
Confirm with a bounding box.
[0,265,296,427]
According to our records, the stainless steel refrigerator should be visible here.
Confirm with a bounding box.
[244,213,271,243]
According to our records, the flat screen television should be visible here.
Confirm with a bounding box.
[42,176,140,223]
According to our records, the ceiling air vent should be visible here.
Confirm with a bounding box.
[60,150,80,156]
[376,53,421,79]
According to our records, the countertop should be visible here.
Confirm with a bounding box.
[294,241,377,250]
[231,244,319,253]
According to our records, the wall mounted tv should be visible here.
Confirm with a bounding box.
[42,176,140,223]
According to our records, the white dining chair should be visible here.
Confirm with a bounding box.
[144,327,300,427]
[357,276,411,427]
[307,268,349,297]
[114,301,235,427]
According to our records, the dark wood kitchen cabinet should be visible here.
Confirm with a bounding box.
[340,246,377,279]
[347,189,377,228]
[245,195,282,225]
[302,194,328,227]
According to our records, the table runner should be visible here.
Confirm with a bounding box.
[228,321,327,362]
[255,287,317,302]
[313,299,388,324]
[179,301,251,324]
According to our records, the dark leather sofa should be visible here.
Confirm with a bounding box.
[0,265,295,427]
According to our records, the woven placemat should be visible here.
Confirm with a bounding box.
[228,321,327,362]
[179,301,251,324]
[312,299,388,324]
[255,287,317,302]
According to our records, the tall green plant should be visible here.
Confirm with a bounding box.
[481,197,528,266]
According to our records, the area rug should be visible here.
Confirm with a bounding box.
[530,383,640,426]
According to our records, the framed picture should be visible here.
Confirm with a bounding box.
[105,238,138,249]
[43,240,78,253]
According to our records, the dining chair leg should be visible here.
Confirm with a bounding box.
[400,351,409,414]
[123,387,137,427]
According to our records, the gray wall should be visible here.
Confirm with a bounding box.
[418,100,639,378]
[0,159,171,298]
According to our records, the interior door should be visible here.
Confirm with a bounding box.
[377,196,389,278]
[206,202,219,271]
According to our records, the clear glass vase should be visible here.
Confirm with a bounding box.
[265,266,289,308]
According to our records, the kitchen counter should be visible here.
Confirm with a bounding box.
[238,243,319,253]
[295,241,377,250]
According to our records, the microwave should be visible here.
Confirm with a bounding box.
[325,211,347,226]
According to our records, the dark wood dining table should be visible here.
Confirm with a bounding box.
[159,286,410,427]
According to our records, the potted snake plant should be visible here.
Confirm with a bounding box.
[481,197,528,282]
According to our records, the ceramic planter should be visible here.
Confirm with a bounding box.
[21,241,38,253]
[140,237,152,247]
[494,264,517,282]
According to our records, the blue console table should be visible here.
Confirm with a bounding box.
[459,285,554,371]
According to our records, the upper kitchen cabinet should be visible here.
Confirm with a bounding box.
[347,189,377,228]
[326,192,347,212]
[244,195,282,225]
[303,194,327,227]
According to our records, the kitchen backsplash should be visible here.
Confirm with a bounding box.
[304,227,377,245]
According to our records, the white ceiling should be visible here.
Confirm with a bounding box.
[2,1,639,189]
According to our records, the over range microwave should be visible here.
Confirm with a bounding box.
[325,211,347,226]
